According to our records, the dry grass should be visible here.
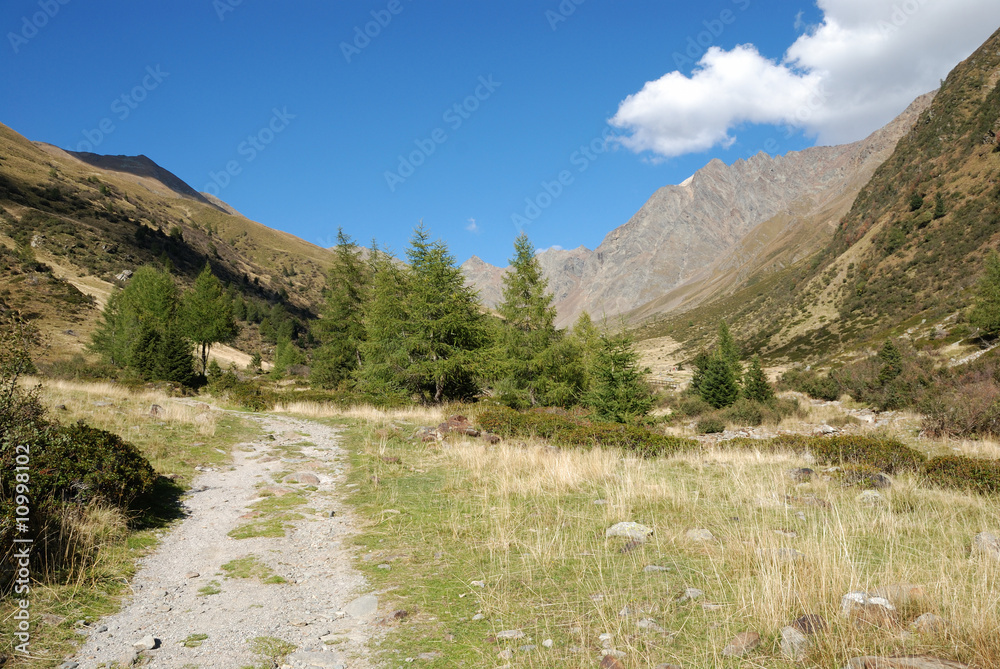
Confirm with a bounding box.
[274,400,446,426]
[345,416,1000,668]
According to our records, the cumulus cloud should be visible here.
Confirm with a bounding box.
[466,218,480,233]
[610,0,1000,158]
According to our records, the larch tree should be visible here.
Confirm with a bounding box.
[181,264,238,375]
[311,228,368,389]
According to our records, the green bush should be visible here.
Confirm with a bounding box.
[474,405,698,458]
[780,367,841,401]
[806,434,926,473]
[696,416,726,434]
[721,398,764,426]
[923,455,1000,495]
[672,394,713,418]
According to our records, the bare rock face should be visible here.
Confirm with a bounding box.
[463,92,934,327]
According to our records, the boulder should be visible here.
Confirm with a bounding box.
[685,528,716,542]
[780,626,811,661]
[841,591,896,626]
[606,522,653,542]
[284,472,321,485]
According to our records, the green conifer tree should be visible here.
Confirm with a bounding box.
[181,264,238,375]
[741,355,775,403]
[155,322,197,386]
[492,233,578,407]
[355,246,411,403]
[699,352,740,409]
[585,328,653,423]
[970,251,1000,336]
[717,320,742,378]
[311,229,368,388]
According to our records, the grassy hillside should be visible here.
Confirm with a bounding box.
[0,122,336,362]
[638,27,1000,366]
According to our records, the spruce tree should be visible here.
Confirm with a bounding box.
[741,355,774,403]
[570,311,601,393]
[876,339,903,384]
[155,322,197,386]
[356,246,412,402]
[689,350,710,396]
[585,328,653,423]
[970,251,1000,336]
[181,263,238,375]
[493,233,574,407]
[717,320,741,378]
[311,229,368,388]
[403,225,485,402]
[129,324,161,381]
[699,352,740,409]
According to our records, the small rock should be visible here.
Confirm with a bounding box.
[676,587,703,603]
[496,629,525,640]
[815,424,837,435]
[644,565,671,573]
[284,472,321,485]
[600,655,626,669]
[796,511,807,522]
[55,404,68,411]
[791,614,828,635]
[118,650,139,666]
[133,634,158,650]
[185,571,200,579]
[618,605,634,617]
[497,649,514,660]
[149,404,163,417]
[153,589,168,598]
[416,651,442,660]
[972,531,1000,561]
[871,584,925,609]
[685,528,716,542]
[593,499,607,505]
[841,591,896,625]
[542,638,553,648]
[95,624,108,633]
[722,630,761,657]
[780,625,811,660]
[344,594,378,618]
[519,644,537,652]
[290,619,309,627]
[858,490,884,505]
[910,613,949,635]
[605,521,654,541]
[470,580,486,588]
[377,563,391,570]
[787,467,815,482]
[471,613,486,621]
[842,656,970,668]
[598,632,613,645]
[636,618,664,632]
[58,663,79,669]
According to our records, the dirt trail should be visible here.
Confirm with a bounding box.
[70,410,379,669]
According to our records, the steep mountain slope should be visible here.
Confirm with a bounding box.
[640,26,1000,363]
[465,94,933,328]
[0,122,336,358]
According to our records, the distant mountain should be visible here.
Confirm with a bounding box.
[640,25,1000,363]
[464,93,933,328]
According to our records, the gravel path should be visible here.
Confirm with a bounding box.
[69,410,379,669]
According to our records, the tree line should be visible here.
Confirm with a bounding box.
[311,225,653,420]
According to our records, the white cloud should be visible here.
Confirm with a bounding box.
[610,0,1000,158]
[465,218,480,233]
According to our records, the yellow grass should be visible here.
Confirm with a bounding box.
[274,400,447,426]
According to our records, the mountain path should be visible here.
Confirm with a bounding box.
[70,409,379,669]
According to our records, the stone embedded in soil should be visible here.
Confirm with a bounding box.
[910,613,949,635]
[841,592,896,626]
[184,571,199,579]
[780,625,811,660]
[542,638,553,648]
[972,531,1000,561]
[676,588,703,603]
[600,654,626,669]
[870,584,925,609]
[787,467,815,482]
[791,614,828,635]
[644,565,671,573]
[132,634,157,650]
[858,490,885,505]
[722,630,761,656]
[605,521,654,541]
[685,528,716,542]
[343,593,378,619]
[496,629,526,640]
[842,656,971,669]
[284,471,321,485]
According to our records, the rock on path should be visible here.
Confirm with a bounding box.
[70,409,377,668]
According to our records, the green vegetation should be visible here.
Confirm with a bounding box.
[181,633,209,648]
[182,263,238,375]
[585,328,653,422]
[970,250,1000,336]
[221,555,287,584]
[197,580,222,596]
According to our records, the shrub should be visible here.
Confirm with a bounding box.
[721,398,764,426]
[672,394,713,418]
[780,367,841,401]
[923,455,1000,494]
[696,416,726,434]
[806,434,926,473]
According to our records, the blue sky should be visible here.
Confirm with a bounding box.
[2,1,999,267]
